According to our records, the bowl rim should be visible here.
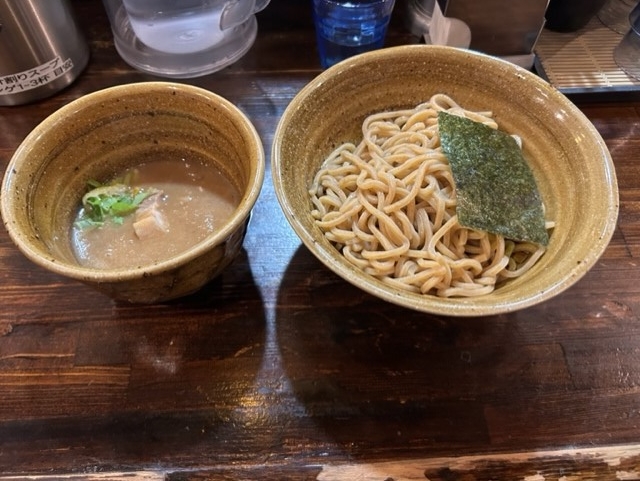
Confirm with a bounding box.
[271,44,620,317]
[1,81,265,282]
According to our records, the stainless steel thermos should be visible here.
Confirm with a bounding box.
[0,0,89,106]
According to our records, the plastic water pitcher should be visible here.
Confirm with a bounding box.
[102,0,271,78]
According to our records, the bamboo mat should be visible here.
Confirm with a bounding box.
[535,16,640,94]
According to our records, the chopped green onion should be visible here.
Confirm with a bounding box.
[75,180,158,229]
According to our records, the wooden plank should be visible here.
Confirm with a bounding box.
[316,445,640,480]
[5,444,638,480]
[0,474,163,481]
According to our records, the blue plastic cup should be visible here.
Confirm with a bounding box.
[312,0,396,69]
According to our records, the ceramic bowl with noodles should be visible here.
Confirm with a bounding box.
[271,45,619,316]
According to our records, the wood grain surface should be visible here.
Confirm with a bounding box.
[1,0,639,478]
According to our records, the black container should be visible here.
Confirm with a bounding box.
[545,0,608,32]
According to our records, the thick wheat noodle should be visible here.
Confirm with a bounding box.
[309,94,552,298]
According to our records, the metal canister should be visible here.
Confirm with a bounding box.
[0,0,90,106]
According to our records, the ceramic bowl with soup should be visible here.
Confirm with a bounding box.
[1,82,265,303]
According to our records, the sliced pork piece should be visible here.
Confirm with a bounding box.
[133,191,169,239]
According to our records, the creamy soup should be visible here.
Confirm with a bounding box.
[71,158,239,269]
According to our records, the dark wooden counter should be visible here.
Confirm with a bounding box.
[2,1,640,479]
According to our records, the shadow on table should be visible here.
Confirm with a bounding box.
[0,248,268,472]
[274,244,572,459]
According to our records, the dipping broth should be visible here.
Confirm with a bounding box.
[71,158,240,269]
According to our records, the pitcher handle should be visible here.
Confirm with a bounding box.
[220,0,270,30]
[253,0,271,13]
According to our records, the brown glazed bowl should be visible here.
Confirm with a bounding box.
[1,82,265,303]
[271,45,619,316]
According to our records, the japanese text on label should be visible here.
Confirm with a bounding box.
[0,57,74,96]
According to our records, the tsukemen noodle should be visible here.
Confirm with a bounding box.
[308,94,554,298]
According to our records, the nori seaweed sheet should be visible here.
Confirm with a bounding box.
[438,112,549,246]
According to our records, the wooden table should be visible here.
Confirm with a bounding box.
[2,1,640,479]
